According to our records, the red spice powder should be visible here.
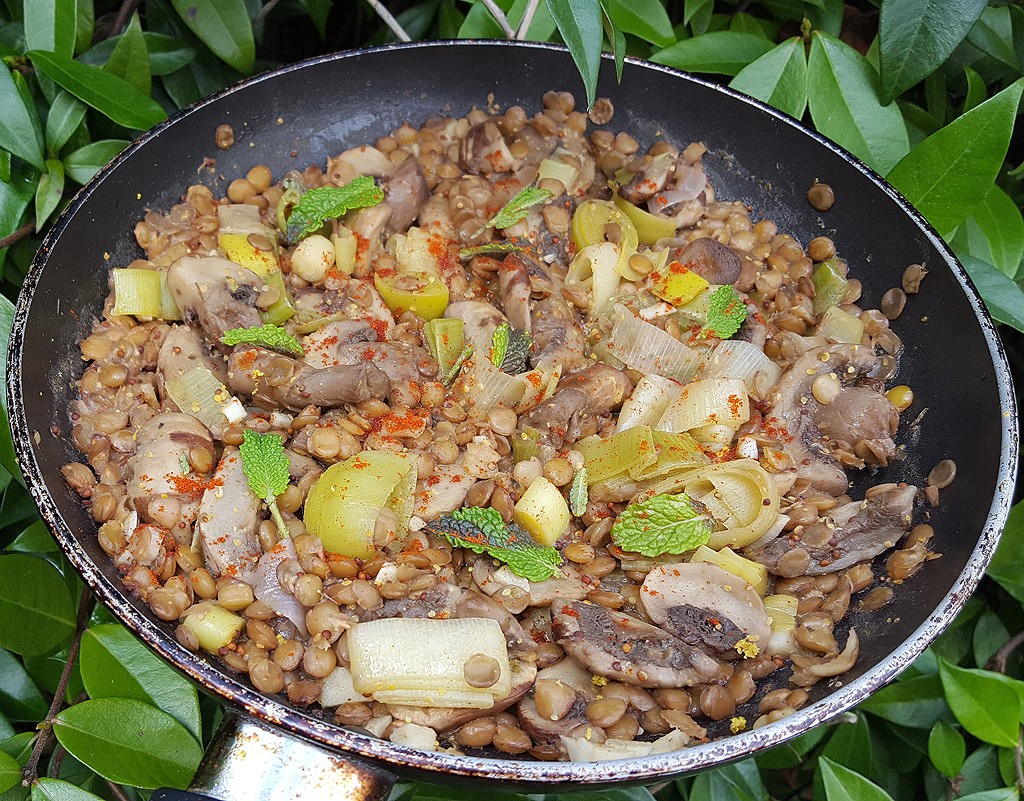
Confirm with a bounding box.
[369,319,388,340]
[236,350,257,370]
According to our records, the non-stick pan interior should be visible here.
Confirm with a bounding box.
[9,41,1017,788]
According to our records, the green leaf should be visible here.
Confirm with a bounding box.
[239,431,290,502]
[23,0,76,58]
[0,717,12,743]
[963,65,987,114]
[546,0,603,109]
[286,176,384,240]
[28,51,167,131]
[170,0,254,74]
[75,0,94,55]
[877,0,987,104]
[30,779,104,801]
[818,756,895,801]
[299,0,331,38]
[939,659,1019,747]
[0,67,44,171]
[104,13,151,96]
[0,752,19,795]
[0,648,46,722]
[600,3,625,84]
[973,610,1010,668]
[7,521,57,553]
[0,554,75,657]
[729,38,808,120]
[807,31,909,175]
[0,151,10,184]
[53,698,201,789]
[968,6,1018,69]
[955,185,1024,279]
[928,720,966,778]
[701,285,747,339]
[22,644,83,706]
[486,184,553,230]
[63,140,129,185]
[80,624,202,741]
[652,32,774,76]
[886,78,1024,235]
[611,493,711,557]
[44,92,85,155]
[957,791,1019,801]
[684,0,713,34]
[602,0,673,47]
[957,252,1024,331]
[33,159,64,230]
[489,322,532,373]
[569,467,588,516]
[860,673,954,729]
[83,32,197,76]
[222,323,303,357]
[689,759,767,801]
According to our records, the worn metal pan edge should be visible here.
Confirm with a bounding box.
[7,40,1019,788]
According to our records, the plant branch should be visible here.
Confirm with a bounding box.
[0,222,35,250]
[105,780,131,801]
[480,0,517,38]
[112,0,142,37]
[363,0,412,42]
[22,585,91,785]
[988,630,1024,673]
[256,0,284,24]
[516,0,541,39]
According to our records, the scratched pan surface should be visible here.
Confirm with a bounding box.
[8,41,1018,790]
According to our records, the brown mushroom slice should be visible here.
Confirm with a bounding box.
[669,238,742,286]
[517,657,599,746]
[460,121,520,175]
[165,256,263,344]
[639,563,771,658]
[618,150,678,204]
[413,458,478,521]
[382,157,429,238]
[196,446,261,579]
[327,145,396,183]
[520,363,632,448]
[127,412,215,524]
[250,537,308,636]
[551,598,720,688]
[158,324,228,389]
[445,300,508,357]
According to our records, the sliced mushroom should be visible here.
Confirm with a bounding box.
[327,146,396,184]
[551,598,720,688]
[669,238,742,286]
[520,363,633,448]
[460,121,519,175]
[382,158,429,238]
[250,537,308,636]
[516,657,598,745]
[618,150,678,204]
[639,563,771,658]
[165,256,263,344]
[158,324,228,388]
[196,446,261,579]
[414,458,478,521]
[445,300,508,357]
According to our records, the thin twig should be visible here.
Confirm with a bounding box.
[0,221,34,249]
[256,0,284,24]
[364,0,412,42]
[105,780,132,801]
[22,586,91,785]
[49,746,65,778]
[988,630,1024,673]
[516,0,541,39]
[480,0,517,38]
[112,0,142,37]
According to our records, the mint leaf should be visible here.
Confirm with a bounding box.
[427,506,561,581]
[611,493,711,557]
[700,285,747,339]
[486,184,553,230]
[239,431,291,538]
[458,242,524,260]
[285,176,384,241]
[222,323,304,357]
[569,467,589,517]
[489,322,532,374]
[442,343,474,387]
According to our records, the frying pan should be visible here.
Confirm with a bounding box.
[7,41,1018,800]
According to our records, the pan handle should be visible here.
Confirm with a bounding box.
[150,713,395,801]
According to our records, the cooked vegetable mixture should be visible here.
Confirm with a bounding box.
[63,90,937,761]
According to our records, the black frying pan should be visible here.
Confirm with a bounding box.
[8,42,1019,800]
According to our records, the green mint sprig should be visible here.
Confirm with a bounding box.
[441,344,474,387]
[239,431,291,539]
[569,467,589,517]
[489,322,532,374]
[458,242,524,260]
[700,285,747,340]
[285,176,383,241]
[426,506,561,582]
[611,493,711,557]
[222,323,304,357]
[485,184,553,230]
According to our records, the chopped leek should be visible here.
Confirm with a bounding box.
[303,451,417,558]
[423,318,466,379]
[320,666,371,707]
[182,602,244,652]
[389,226,443,277]
[218,205,279,276]
[648,261,710,306]
[348,617,512,708]
[701,340,782,401]
[332,227,357,275]
[612,191,678,245]
[565,242,621,315]
[656,378,749,434]
[607,306,704,382]
[811,258,848,315]
[160,272,182,320]
[578,425,657,485]
[165,367,242,430]
[112,269,173,319]
[276,179,303,235]
[763,593,798,631]
[632,431,709,481]
[538,155,579,192]
[690,544,768,596]
[258,271,296,325]
[219,233,278,275]
[816,305,864,343]
[292,311,347,335]
[513,476,570,546]
[374,270,449,321]
[616,374,683,433]
[459,361,526,413]
[510,426,546,463]
[570,200,639,277]
[676,286,716,326]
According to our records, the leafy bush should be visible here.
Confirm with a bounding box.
[1,2,1023,800]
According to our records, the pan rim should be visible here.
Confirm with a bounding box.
[7,39,1019,785]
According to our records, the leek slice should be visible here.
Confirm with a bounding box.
[566,242,621,315]
[538,155,580,192]
[648,261,710,306]
[816,305,864,344]
[612,191,678,245]
[578,425,657,485]
[513,476,570,546]
[458,361,526,414]
[632,431,709,481]
[677,285,716,326]
[332,227,357,275]
[763,594,798,631]
[616,374,683,433]
[656,378,749,434]
[607,305,704,382]
[701,340,782,401]
[304,452,417,558]
[293,311,347,335]
[159,272,182,320]
[571,200,639,278]
[388,227,443,277]
[646,459,779,549]
[374,270,449,321]
[423,317,465,379]
[182,602,244,652]
[811,258,848,315]
[112,269,162,318]
[165,367,243,430]
[348,617,512,708]
[690,544,768,596]
[511,426,548,463]
[258,271,296,326]
[218,205,279,276]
